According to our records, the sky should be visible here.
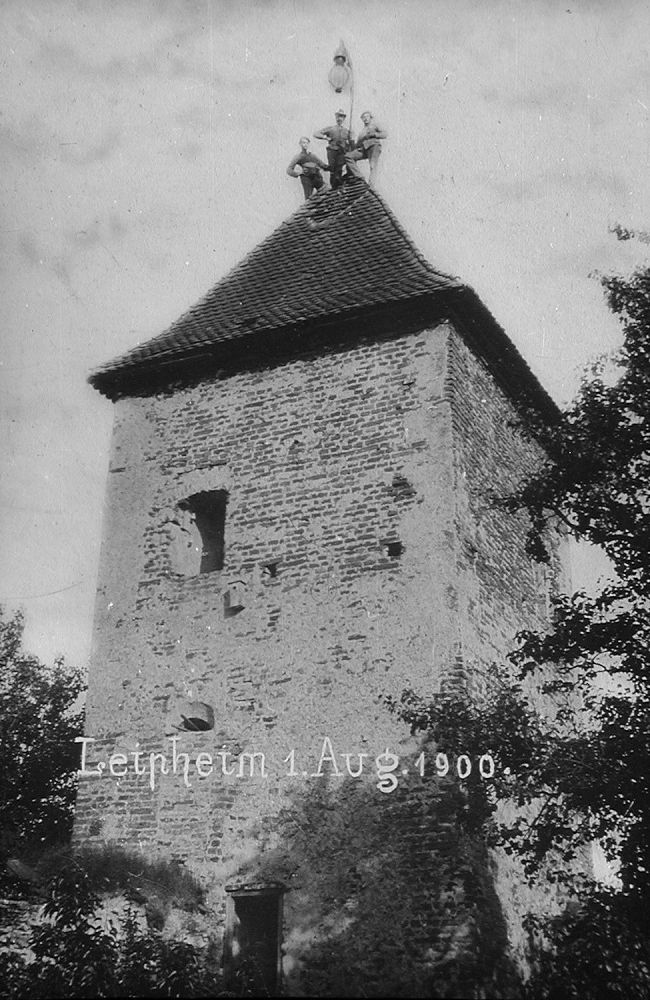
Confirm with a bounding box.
[1,0,649,668]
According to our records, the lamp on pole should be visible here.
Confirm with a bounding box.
[328,41,354,122]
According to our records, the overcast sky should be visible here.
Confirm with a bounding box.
[1,0,649,667]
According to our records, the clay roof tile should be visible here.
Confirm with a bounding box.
[88,181,559,424]
[90,182,460,393]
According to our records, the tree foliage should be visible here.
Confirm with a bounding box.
[393,267,650,996]
[498,266,650,899]
[0,607,85,858]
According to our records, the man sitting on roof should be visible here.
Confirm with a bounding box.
[344,111,387,187]
[286,137,330,199]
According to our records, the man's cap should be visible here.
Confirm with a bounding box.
[360,110,373,117]
[335,109,347,117]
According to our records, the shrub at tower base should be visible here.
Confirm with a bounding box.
[393,267,650,999]
[0,866,218,999]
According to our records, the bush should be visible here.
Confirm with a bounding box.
[0,867,220,998]
[33,844,205,911]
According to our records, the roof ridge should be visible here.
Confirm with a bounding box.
[362,185,461,287]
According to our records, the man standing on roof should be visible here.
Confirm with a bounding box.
[344,111,387,187]
[313,109,353,189]
[286,137,330,199]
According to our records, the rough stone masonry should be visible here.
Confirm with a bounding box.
[76,183,565,997]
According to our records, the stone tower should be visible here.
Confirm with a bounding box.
[77,182,560,997]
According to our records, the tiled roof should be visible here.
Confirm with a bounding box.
[89,180,558,423]
[90,182,461,391]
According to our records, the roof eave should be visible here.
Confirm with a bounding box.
[88,287,560,429]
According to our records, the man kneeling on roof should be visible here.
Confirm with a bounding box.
[344,111,387,187]
[286,137,330,199]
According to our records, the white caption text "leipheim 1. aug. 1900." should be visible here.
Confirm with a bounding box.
[76,736,497,795]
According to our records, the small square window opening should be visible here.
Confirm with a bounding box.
[178,490,228,574]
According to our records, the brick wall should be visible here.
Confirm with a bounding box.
[76,320,558,996]
[446,331,553,692]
